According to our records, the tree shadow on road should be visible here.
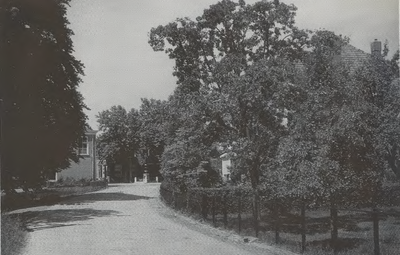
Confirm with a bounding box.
[10,208,120,231]
[60,192,152,205]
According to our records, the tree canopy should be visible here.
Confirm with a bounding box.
[144,0,400,250]
[0,0,88,192]
[147,0,399,204]
[149,0,308,93]
[97,105,141,166]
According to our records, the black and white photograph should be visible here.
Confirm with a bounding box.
[1,0,399,254]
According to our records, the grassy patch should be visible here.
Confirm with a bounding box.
[1,214,28,255]
[46,185,106,197]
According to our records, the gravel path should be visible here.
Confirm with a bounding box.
[10,183,296,255]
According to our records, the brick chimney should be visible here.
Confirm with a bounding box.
[371,39,382,57]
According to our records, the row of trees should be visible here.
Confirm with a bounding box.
[1,0,88,193]
[96,97,173,179]
[145,0,399,253]
[94,1,399,252]
[96,0,399,204]
[147,0,399,193]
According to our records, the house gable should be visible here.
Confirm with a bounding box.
[340,44,370,72]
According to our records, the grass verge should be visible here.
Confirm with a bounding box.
[2,183,107,211]
[1,214,28,255]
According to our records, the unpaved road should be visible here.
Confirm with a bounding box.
[10,183,295,255]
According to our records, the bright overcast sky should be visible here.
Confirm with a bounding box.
[67,0,399,129]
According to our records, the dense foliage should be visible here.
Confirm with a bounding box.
[147,0,399,197]
[96,105,141,169]
[97,0,398,230]
[92,2,399,251]
[0,0,88,192]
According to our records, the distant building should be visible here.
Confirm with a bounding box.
[294,39,383,74]
[220,153,232,181]
[210,151,234,182]
[51,129,101,181]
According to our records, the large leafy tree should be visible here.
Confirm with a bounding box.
[275,31,399,252]
[149,0,309,181]
[0,0,88,192]
[96,105,141,170]
[384,78,400,179]
[356,54,400,181]
[158,90,219,189]
[138,98,169,163]
[274,31,363,252]
[149,0,308,93]
[149,0,309,236]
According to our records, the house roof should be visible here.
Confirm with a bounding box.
[294,43,371,73]
[219,152,229,159]
[340,44,370,72]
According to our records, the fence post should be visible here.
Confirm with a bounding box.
[212,195,216,227]
[372,207,380,255]
[185,190,189,212]
[223,190,228,228]
[238,189,242,234]
[330,198,339,255]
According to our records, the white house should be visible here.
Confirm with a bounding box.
[52,129,102,181]
[219,153,232,181]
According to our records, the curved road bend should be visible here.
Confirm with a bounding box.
[11,183,296,255]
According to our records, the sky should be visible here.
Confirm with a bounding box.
[67,0,399,130]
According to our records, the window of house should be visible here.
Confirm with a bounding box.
[47,171,57,182]
[79,136,89,155]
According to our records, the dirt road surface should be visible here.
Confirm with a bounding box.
[10,183,296,255]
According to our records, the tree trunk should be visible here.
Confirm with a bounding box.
[330,198,339,254]
[253,190,260,237]
[201,194,208,219]
[186,190,190,212]
[372,182,381,255]
[173,190,177,208]
[301,202,306,253]
[249,161,260,238]
[387,144,400,180]
[274,199,281,244]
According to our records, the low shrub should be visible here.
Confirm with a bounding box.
[90,179,108,188]
[1,193,35,211]
[48,177,94,188]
